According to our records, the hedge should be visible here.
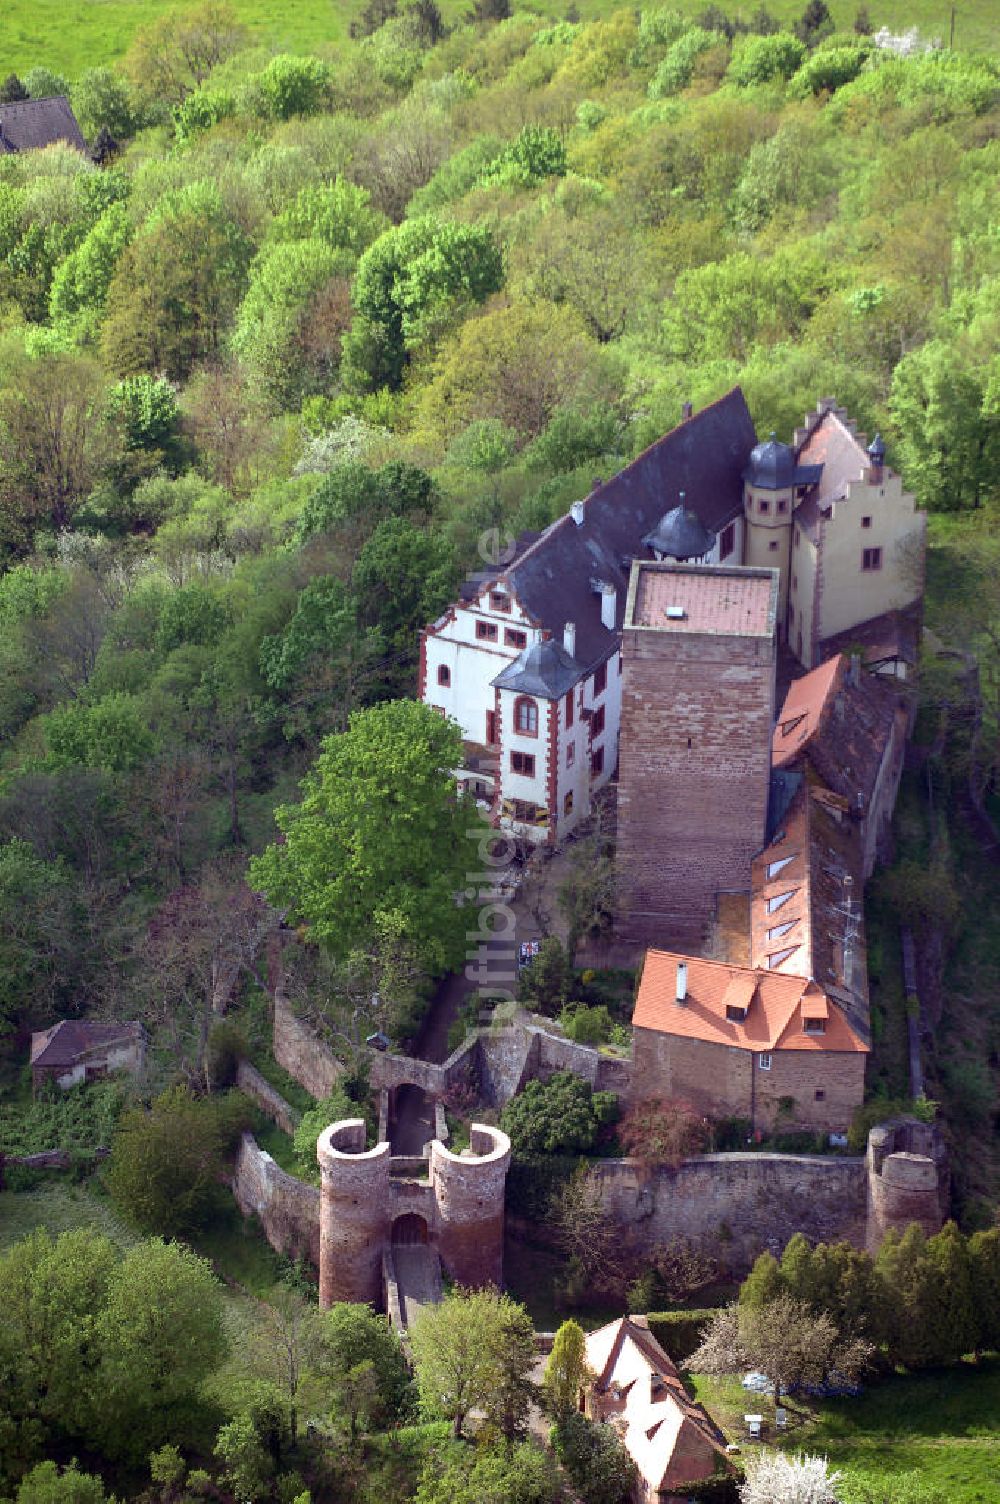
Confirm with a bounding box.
[645,1308,716,1365]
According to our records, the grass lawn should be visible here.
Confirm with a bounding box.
[692,1363,1000,1502]
[0,1179,137,1250]
[2,1,999,83]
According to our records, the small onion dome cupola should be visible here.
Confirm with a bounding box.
[867,433,886,466]
[642,502,715,562]
[744,431,797,491]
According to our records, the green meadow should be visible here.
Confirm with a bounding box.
[2,0,998,82]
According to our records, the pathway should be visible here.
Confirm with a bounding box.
[391,1244,442,1329]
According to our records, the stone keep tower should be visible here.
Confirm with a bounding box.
[617,561,779,951]
[317,1118,511,1309]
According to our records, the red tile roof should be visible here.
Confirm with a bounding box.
[634,950,867,1055]
[772,656,845,768]
[629,562,777,637]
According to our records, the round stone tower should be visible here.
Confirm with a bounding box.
[430,1124,511,1288]
[743,432,796,631]
[865,1119,947,1252]
[317,1120,391,1307]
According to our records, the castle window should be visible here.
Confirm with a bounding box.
[510,751,536,777]
[719,522,736,561]
[766,856,795,879]
[591,746,604,776]
[514,697,538,735]
[437,664,451,687]
[512,798,535,821]
[592,704,605,737]
[476,620,498,641]
[759,500,770,515]
[490,591,511,612]
[564,791,574,816]
[486,710,497,744]
[593,663,607,697]
[505,628,527,649]
[777,498,788,514]
[766,890,796,913]
[769,540,779,552]
[565,690,574,728]
[759,1053,772,1071]
[767,920,796,940]
[566,741,575,767]
[815,1089,826,1101]
[862,547,882,572]
[862,516,872,529]
[767,947,798,969]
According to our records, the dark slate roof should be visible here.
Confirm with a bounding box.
[0,96,87,155]
[492,638,582,699]
[642,504,715,560]
[766,768,803,843]
[32,1019,143,1069]
[498,388,758,672]
[458,531,541,602]
[745,433,823,491]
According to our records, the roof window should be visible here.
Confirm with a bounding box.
[767,947,799,970]
[766,890,797,914]
[766,855,795,879]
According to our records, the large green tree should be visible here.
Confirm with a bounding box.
[249,700,484,974]
[409,1289,535,1439]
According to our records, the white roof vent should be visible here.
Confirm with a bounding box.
[675,962,688,1004]
[571,500,585,526]
[666,605,686,621]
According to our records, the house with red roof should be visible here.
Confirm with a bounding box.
[584,1315,732,1501]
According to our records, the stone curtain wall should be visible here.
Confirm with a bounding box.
[589,1152,868,1271]
[236,1059,301,1136]
[273,995,343,1099]
[232,1132,320,1267]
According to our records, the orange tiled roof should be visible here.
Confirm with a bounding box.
[629,562,776,637]
[634,950,868,1054]
[772,655,844,768]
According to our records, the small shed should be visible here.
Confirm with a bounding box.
[30,1020,146,1092]
[0,96,87,155]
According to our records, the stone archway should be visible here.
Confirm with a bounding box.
[391,1212,429,1246]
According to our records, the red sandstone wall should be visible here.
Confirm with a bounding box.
[617,627,775,950]
[232,1132,320,1267]
[318,1121,392,1308]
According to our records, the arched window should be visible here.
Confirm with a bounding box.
[514,696,538,736]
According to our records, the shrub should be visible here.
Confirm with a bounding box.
[517,936,570,1015]
[618,1098,710,1167]
[500,1072,617,1156]
[559,1003,614,1045]
[551,1412,637,1504]
[259,56,331,119]
[789,42,868,96]
[648,27,719,99]
[728,31,805,86]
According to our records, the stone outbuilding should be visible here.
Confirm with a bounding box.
[30,1019,146,1093]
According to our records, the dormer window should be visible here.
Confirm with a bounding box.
[766,890,796,913]
[726,1006,748,1023]
[490,591,511,612]
[803,1017,826,1034]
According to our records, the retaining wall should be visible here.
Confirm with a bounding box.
[232,1131,320,1267]
[236,1059,300,1137]
[273,996,342,1100]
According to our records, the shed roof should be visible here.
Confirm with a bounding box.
[0,96,87,154]
[31,1019,143,1070]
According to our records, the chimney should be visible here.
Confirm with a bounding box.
[675,962,688,1004]
[849,653,861,688]
[682,401,693,420]
[563,621,576,658]
[571,499,585,527]
[600,583,616,631]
